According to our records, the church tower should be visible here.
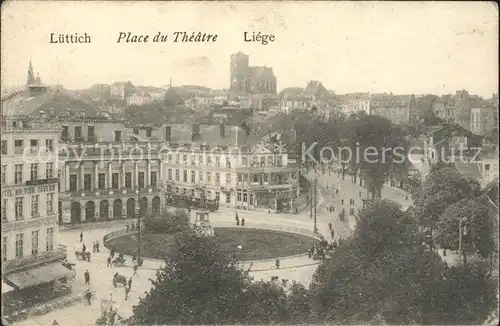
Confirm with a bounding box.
[26,60,35,86]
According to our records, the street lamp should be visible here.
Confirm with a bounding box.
[135,189,141,262]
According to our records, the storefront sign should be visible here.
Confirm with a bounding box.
[2,184,56,198]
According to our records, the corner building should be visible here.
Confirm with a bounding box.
[1,115,71,295]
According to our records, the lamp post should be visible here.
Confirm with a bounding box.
[135,189,141,262]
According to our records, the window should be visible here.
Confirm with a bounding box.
[215,157,221,167]
[242,157,247,166]
[146,128,152,137]
[30,139,39,153]
[191,171,196,183]
[133,128,139,134]
[47,193,54,214]
[46,162,53,179]
[1,164,6,185]
[485,164,491,171]
[175,187,179,193]
[267,157,273,165]
[74,126,82,139]
[207,156,212,166]
[31,195,39,217]
[183,170,188,183]
[112,173,119,189]
[191,155,195,165]
[15,233,24,258]
[114,131,122,142]
[30,163,38,180]
[2,237,7,261]
[206,191,212,199]
[226,193,231,204]
[98,173,105,189]
[138,172,145,188]
[168,155,172,164]
[84,174,91,190]
[175,155,179,164]
[237,192,242,202]
[15,164,23,184]
[183,188,187,195]
[260,157,265,166]
[199,155,203,166]
[1,139,7,155]
[215,173,220,185]
[151,172,157,187]
[70,175,78,191]
[125,172,132,188]
[15,197,23,220]
[46,228,54,251]
[199,171,204,183]
[61,126,69,139]
[31,230,39,255]
[190,189,195,196]
[2,198,7,222]
[87,126,95,139]
[207,172,212,183]
[226,173,231,185]
[215,192,220,201]
[183,155,188,165]
[276,157,282,166]
[46,139,54,152]
[15,139,24,154]
[243,192,248,203]
[168,169,172,181]
[175,169,179,181]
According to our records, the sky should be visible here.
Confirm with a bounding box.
[1,1,498,97]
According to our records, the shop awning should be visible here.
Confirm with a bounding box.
[2,280,15,294]
[3,263,73,290]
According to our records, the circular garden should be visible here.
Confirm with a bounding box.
[105,227,318,261]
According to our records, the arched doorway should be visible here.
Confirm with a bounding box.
[100,200,109,220]
[126,198,135,218]
[113,199,123,219]
[85,201,95,221]
[152,196,160,215]
[58,201,63,224]
[139,197,148,217]
[70,202,81,223]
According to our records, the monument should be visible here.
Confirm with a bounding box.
[194,191,214,237]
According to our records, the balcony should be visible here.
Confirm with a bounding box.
[3,245,67,274]
[69,186,164,198]
[2,215,58,232]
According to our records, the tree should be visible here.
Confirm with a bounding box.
[435,197,496,265]
[132,231,252,324]
[413,167,481,233]
[244,281,289,324]
[342,114,409,198]
[287,281,312,324]
[143,209,190,234]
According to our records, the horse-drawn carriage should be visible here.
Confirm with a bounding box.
[75,250,91,261]
[112,273,127,288]
[112,254,126,267]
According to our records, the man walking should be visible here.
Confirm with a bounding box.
[275,258,280,269]
[80,231,83,243]
[107,255,112,267]
[84,269,90,284]
[241,218,245,227]
[96,241,100,252]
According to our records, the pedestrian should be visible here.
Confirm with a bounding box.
[275,258,280,269]
[107,255,112,267]
[341,199,344,205]
[85,289,92,305]
[80,231,83,242]
[241,218,245,226]
[128,277,132,289]
[268,209,271,214]
[359,190,361,197]
[133,263,138,276]
[236,218,240,226]
[336,189,339,195]
[125,286,130,301]
[110,248,115,258]
[405,194,409,201]
[126,224,129,232]
[82,243,86,253]
[87,252,91,262]
[52,320,59,325]
[330,229,335,239]
[92,242,96,253]
[96,241,100,252]
[328,222,332,231]
[352,199,355,206]
[84,269,90,284]
[332,205,335,212]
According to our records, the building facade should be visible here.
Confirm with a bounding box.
[230,51,277,95]
[110,81,136,100]
[470,106,498,136]
[369,94,417,124]
[1,115,70,293]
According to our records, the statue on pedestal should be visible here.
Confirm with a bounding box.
[194,190,214,237]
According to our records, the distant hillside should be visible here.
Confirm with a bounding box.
[124,102,200,126]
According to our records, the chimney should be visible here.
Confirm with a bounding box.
[220,122,225,138]
[191,123,200,141]
[165,126,172,141]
